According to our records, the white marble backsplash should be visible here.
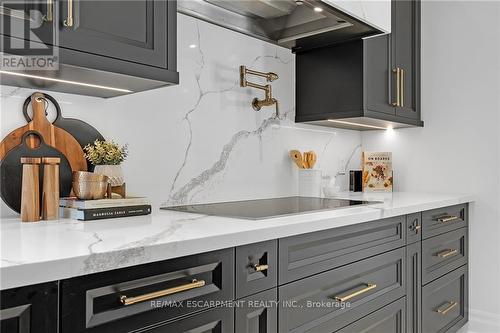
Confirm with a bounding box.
[0,14,362,217]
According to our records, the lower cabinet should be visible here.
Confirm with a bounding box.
[235,289,278,333]
[142,307,234,333]
[0,282,58,333]
[335,298,406,333]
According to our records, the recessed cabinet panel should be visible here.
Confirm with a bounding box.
[235,289,278,333]
[422,204,467,239]
[59,0,170,68]
[406,242,422,333]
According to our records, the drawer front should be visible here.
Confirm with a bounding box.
[406,212,422,244]
[422,265,468,333]
[422,204,467,239]
[143,306,234,333]
[335,298,406,333]
[235,240,278,299]
[279,216,405,283]
[61,248,234,333]
[278,248,406,333]
[422,228,468,285]
[235,289,278,333]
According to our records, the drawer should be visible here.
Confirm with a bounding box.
[278,248,406,333]
[143,306,234,333]
[422,204,467,239]
[422,265,468,333]
[235,289,278,333]
[235,240,277,299]
[406,212,422,244]
[422,228,468,285]
[61,248,234,333]
[335,298,406,333]
[279,216,405,283]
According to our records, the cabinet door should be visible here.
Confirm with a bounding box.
[235,289,277,333]
[143,307,234,333]
[392,0,420,119]
[58,0,173,69]
[406,242,422,333]
[364,34,396,116]
[0,282,58,333]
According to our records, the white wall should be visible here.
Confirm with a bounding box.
[0,14,362,217]
[362,1,500,329]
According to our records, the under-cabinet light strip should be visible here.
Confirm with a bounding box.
[327,119,389,130]
[0,70,132,93]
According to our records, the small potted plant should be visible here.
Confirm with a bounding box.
[83,140,128,187]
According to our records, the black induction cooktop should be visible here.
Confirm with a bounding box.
[162,196,376,220]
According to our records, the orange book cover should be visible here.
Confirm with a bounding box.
[362,152,393,192]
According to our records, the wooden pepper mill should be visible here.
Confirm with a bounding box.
[20,157,41,222]
[42,157,60,220]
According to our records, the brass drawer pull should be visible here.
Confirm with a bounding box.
[253,264,269,272]
[437,215,459,223]
[391,68,400,107]
[63,0,73,27]
[119,279,206,306]
[436,248,458,258]
[334,283,377,302]
[436,301,458,315]
[400,68,404,107]
[43,0,53,22]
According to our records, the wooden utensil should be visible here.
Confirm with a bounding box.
[22,93,105,171]
[0,131,73,213]
[0,93,87,173]
[306,151,317,169]
[289,150,305,169]
[303,152,310,169]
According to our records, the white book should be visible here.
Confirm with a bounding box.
[59,197,149,209]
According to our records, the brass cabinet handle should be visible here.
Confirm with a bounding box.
[437,215,459,223]
[43,0,53,22]
[334,283,377,302]
[436,248,458,258]
[253,264,269,272]
[391,68,400,106]
[436,301,458,315]
[119,279,206,306]
[414,225,421,232]
[63,0,73,27]
[400,68,404,107]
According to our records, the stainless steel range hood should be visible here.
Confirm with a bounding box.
[178,0,383,52]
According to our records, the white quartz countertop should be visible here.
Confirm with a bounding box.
[0,192,474,290]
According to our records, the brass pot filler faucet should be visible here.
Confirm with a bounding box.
[239,65,280,119]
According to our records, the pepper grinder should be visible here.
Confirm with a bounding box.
[41,157,60,220]
[20,157,41,222]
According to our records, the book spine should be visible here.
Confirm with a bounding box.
[81,205,152,221]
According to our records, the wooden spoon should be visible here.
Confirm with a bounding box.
[289,150,305,169]
[307,151,317,169]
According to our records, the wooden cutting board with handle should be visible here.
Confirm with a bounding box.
[0,93,87,172]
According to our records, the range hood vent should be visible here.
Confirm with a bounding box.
[178,0,383,52]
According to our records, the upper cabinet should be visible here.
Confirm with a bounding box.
[295,0,421,130]
[0,0,178,97]
[325,0,391,32]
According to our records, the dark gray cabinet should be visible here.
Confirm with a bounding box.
[0,204,469,333]
[0,0,178,97]
[0,282,58,333]
[295,0,422,130]
[235,289,277,333]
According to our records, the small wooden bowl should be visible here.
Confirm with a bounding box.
[72,171,107,182]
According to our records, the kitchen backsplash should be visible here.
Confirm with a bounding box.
[0,14,362,217]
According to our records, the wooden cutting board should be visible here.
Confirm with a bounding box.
[0,93,87,172]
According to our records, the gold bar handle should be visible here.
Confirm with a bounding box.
[436,301,458,315]
[436,249,458,258]
[391,68,400,106]
[63,0,73,27]
[400,68,404,107]
[253,264,269,272]
[119,279,206,306]
[42,0,53,22]
[334,283,377,302]
[437,215,459,223]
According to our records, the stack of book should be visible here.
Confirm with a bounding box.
[59,197,151,221]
